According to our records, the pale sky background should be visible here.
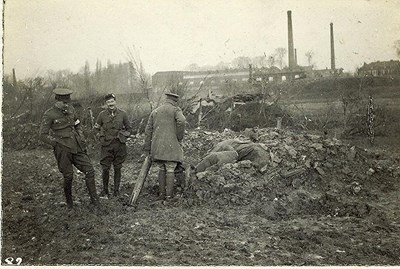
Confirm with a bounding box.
[3,0,400,79]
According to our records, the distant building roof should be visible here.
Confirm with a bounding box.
[360,60,400,70]
[153,71,185,76]
[153,68,248,76]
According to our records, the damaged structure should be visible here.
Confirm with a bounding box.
[152,10,343,98]
[357,60,400,77]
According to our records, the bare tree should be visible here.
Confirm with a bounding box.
[185,63,200,71]
[274,48,287,69]
[126,46,151,98]
[45,69,74,89]
[305,50,314,67]
[215,61,229,70]
[251,56,267,68]
[394,40,400,59]
[266,55,276,68]
[232,56,252,69]
[83,60,91,94]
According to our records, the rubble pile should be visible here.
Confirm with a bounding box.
[178,128,400,220]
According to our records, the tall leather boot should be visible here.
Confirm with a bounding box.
[63,177,73,209]
[113,168,121,196]
[175,171,185,194]
[85,176,101,207]
[165,172,175,199]
[158,169,166,200]
[101,169,110,196]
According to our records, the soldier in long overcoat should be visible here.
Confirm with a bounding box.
[39,88,101,209]
[143,92,186,200]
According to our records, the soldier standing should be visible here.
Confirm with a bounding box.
[39,88,101,209]
[94,93,131,197]
[143,92,186,200]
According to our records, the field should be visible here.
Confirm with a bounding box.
[2,76,400,265]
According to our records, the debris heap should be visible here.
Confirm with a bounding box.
[177,128,400,221]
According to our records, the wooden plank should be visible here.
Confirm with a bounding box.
[128,156,152,205]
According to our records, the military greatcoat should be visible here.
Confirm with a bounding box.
[144,99,186,162]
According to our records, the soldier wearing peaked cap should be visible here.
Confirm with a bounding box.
[53,87,73,96]
[94,93,132,197]
[39,88,101,210]
[165,92,180,99]
[143,91,186,201]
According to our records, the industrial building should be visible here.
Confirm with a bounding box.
[152,10,341,95]
[357,60,400,77]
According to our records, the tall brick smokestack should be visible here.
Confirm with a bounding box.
[330,22,336,70]
[287,10,295,69]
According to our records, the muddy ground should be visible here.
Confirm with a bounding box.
[2,128,400,265]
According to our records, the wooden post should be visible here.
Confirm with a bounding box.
[128,156,152,206]
[197,98,203,128]
[276,117,282,129]
[12,68,17,87]
[137,118,144,135]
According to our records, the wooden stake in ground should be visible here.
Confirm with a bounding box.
[128,156,152,205]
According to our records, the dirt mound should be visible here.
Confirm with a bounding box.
[2,128,400,265]
[174,128,400,222]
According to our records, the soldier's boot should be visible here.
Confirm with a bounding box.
[165,171,175,200]
[63,178,73,209]
[100,169,110,197]
[113,168,121,196]
[85,176,101,208]
[158,169,166,200]
[175,171,186,195]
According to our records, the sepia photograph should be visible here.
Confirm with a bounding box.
[2,0,400,266]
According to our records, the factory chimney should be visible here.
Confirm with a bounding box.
[287,10,295,69]
[330,22,336,71]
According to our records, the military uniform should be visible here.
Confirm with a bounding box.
[95,96,131,196]
[39,88,100,209]
[144,92,186,199]
[195,151,239,173]
[195,139,270,173]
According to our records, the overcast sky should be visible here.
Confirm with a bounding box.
[3,0,400,79]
